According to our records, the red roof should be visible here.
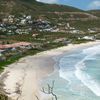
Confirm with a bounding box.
[0,45,6,49]
[0,42,31,49]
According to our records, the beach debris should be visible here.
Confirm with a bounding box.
[41,80,57,100]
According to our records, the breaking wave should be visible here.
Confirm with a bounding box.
[59,44,100,96]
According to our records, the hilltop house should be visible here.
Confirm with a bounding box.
[88,29,96,33]
[82,36,95,40]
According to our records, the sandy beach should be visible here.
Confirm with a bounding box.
[0,41,100,100]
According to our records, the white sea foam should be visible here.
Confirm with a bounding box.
[59,69,73,85]
[75,66,100,96]
[83,45,100,55]
[59,44,100,96]
[75,45,100,96]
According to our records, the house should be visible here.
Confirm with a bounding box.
[20,19,26,25]
[0,42,32,50]
[54,38,67,43]
[0,50,5,56]
[26,15,32,20]
[70,30,80,34]
[88,29,96,33]
[32,34,38,37]
[31,43,43,48]
[82,36,95,40]
[0,45,6,50]
[0,42,33,61]
[51,28,59,32]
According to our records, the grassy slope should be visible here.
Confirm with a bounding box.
[88,10,100,17]
[0,0,83,17]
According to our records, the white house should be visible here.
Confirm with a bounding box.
[88,29,96,33]
[83,36,95,40]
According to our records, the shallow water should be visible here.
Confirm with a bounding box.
[41,44,100,100]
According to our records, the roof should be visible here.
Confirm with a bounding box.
[0,42,31,49]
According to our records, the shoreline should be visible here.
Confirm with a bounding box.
[0,40,100,100]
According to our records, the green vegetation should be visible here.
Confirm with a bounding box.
[0,11,98,71]
[0,0,82,17]
[0,31,96,70]
[88,10,100,17]
[0,48,43,71]
[0,0,99,72]
[70,19,100,30]
[0,94,8,100]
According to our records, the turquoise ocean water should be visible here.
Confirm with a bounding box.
[41,44,100,100]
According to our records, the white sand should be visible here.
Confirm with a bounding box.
[0,41,100,100]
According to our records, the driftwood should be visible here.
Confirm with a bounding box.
[35,95,40,100]
[41,80,57,100]
[35,80,57,100]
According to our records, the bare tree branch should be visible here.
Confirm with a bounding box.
[35,95,39,100]
[40,80,57,100]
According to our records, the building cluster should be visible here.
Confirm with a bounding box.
[0,15,58,34]
[0,14,99,35]
[0,42,33,61]
[36,21,99,34]
[0,15,33,35]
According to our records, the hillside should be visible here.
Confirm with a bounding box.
[0,0,98,19]
[0,0,82,16]
[88,10,100,17]
[0,0,99,32]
